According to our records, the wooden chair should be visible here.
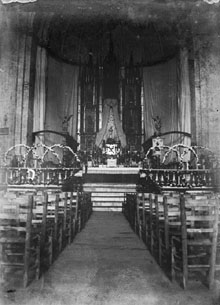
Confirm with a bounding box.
[136,192,151,244]
[66,191,79,243]
[79,192,92,231]
[0,193,40,288]
[32,191,53,271]
[171,194,219,289]
[147,193,156,254]
[59,192,73,247]
[46,193,64,259]
[136,193,143,239]
[150,194,164,261]
[139,192,153,248]
[158,193,181,276]
[123,194,131,223]
[124,193,136,231]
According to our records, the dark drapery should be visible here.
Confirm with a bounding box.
[45,55,79,146]
[143,50,191,146]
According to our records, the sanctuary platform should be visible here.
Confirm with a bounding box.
[83,166,140,184]
[83,166,140,211]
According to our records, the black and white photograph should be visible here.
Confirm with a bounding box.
[0,0,220,304]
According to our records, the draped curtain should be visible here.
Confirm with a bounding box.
[33,46,47,146]
[178,48,191,146]
[45,55,79,146]
[143,51,191,146]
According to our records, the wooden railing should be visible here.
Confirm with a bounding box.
[138,169,218,192]
[4,167,81,187]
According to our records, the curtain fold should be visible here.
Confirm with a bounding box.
[178,48,191,146]
[143,54,191,146]
[33,47,47,146]
[45,55,79,146]
[143,57,179,146]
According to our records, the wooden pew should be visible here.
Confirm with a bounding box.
[171,194,219,289]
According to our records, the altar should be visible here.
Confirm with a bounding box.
[84,166,140,183]
[104,143,118,167]
[107,158,117,167]
[94,97,126,167]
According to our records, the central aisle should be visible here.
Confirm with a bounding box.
[3,212,214,305]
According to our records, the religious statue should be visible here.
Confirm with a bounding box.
[108,126,114,139]
[152,115,161,136]
[62,114,73,132]
[4,114,8,127]
[95,99,126,148]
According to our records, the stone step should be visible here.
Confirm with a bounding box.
[93,207,122,212]
[84,187,136,193]
[83,182,136,211]
[91,192,125,197]
[92,197,124,202]
[92,202,122,207]
[86,167,139,174]
[83,183,136,188]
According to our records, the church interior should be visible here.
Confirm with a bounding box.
[0,0,220,303]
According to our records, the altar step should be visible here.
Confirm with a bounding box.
[83,183,137,211]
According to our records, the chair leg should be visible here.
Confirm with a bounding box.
[36,236,41,280]
[158,231,162,266]
[49,235,53,266]
[139,223,142,240]
[208,199,218,289]
[24,272,28,288]
[150,231,153,254]
[182,240,188,289]
[58,227,63,253]
[182,272,187,290]
[171,238,176,282]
